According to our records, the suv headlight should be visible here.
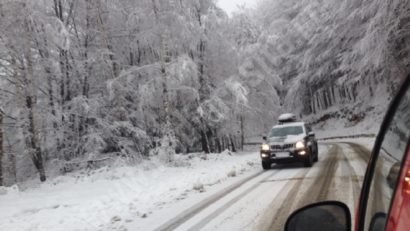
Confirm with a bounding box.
[296,141,305,150]
[261,144,270,151]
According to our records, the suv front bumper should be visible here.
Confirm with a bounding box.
[260,149,311,164]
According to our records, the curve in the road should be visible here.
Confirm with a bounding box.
[342,142,371,163]
[264,142,370,231]
[156,142,371,231]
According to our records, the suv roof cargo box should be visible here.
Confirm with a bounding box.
[278,113,297,123]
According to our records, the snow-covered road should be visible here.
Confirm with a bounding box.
[143,142,370,231]
[0,141,371,231]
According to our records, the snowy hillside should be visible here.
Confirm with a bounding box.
[232,0,410,136]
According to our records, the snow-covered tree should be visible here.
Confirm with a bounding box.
[0,0,249,183]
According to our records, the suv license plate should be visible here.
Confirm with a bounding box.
[276,152,290,158]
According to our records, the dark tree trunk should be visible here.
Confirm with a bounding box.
[26,96,46,182]
[0,113,3,186]
[331,86,336,103]
[195,4,212,154]
[96,1,118,78]
[59,50,67,105]
[215,137,222,153]
[64,50,71,102]
[201,130,210,154]
[230,135,236,153]
[198,39,211,154]
[108,44,119,77]
[240,115,244,151]
[129,52,134,66]
[83,0,91,98]
[137,40,142,65]
[24,19,46,182]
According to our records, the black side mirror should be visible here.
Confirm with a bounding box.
[263,136,267,141]
[285,201,351,231]
[308,132,315,137]
[369,213,387,231]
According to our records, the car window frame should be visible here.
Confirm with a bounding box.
[357,74,410,231]
[385,140,410,230]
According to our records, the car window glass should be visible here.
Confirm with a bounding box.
[269,126,304,137]
[364,86,410,230]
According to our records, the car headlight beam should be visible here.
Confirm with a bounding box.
[261,153,269,158]
[261,144,270,151]
[296,141,305,150]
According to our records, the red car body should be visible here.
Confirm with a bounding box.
[385,148,410,230]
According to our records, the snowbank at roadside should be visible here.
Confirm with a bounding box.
[323,137,376,151]
[0,151,260,231]
[311,116,380,140]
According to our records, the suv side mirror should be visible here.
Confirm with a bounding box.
[308,132,315,137]
[262,136,267,141]
[387,162,401,189]
[285,201,351,231]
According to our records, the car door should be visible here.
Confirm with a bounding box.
[357,78,410,231]
[386,146,410,230]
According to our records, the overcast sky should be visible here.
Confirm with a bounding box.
[217,0,258,15]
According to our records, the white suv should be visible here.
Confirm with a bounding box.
[260,114,319,169]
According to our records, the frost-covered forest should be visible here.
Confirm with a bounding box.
[241,0,410,125]
[0,0,409,185]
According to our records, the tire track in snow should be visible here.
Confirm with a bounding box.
[344,142,388,221]
[339,144,364,201]
[262,144,338,231]
[155,170,269,231]
[258,164,315,231]
[342,142,371,164]
[339,142,370,212]
[186,170,283,231]
[301,144,340,203]
[265,143,368,231]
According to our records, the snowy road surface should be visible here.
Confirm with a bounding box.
[0,141,371,231]
[140,142,369,231]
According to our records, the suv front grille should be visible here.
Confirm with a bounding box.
[271,144,295,150]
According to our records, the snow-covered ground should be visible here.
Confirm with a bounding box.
[0,141,374,231]
[0,131,377,231]
[0,151,260,231]
[312,116,381,139]
[331,137,376,151]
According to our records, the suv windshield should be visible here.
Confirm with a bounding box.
[269,126,304,137]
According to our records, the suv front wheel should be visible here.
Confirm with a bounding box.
[304,154,313,167]
[313,146,319,162]
[262,161,271,170]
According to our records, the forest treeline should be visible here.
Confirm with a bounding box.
[0,0,255,185]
